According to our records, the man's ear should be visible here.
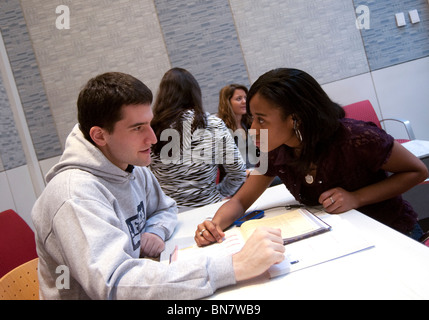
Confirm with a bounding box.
[89,126,107,147]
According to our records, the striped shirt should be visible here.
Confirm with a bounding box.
[150,110,246,209]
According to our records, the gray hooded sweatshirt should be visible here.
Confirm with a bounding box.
[31,124,236,299]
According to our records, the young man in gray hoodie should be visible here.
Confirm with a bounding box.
[31,72,285,300]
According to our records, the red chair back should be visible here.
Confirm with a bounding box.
[0,210,38,278]
[343,100,381,129]
[343,100,410,143]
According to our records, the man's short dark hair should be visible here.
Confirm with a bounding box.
[77,72,153,144]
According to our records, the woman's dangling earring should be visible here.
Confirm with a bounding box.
[293,119,303,142]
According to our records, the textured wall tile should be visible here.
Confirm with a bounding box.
[354,0,429,70]
[154,0,250,113]
[21,0,171,146]
[229,0,369,85]
[0,0,62,162]
[0,75,26,171]
[3,0,427,174]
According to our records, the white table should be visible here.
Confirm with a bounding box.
[164,185,429,300]
[402,139,429,159]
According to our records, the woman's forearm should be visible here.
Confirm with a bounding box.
[212,174,275,230]
[212,198,246,230]
[353,170,428,208]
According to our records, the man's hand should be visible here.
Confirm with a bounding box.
[140,232,165,258]
[232,227,285,282]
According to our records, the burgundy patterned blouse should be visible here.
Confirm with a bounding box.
[264,118,417,233]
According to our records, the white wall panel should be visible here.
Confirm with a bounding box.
[372,57,429,140]
[5,165,37,230]
[0,171,16,213]
[322,72,381,118]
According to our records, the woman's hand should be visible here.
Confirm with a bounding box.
[194,174,274,246]
[194,220,225,247]
[319,187,359,214]
[319,142,429,214]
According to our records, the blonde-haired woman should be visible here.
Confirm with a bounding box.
[218,84,257,169]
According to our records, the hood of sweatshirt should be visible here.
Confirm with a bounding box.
[46,124,132,184]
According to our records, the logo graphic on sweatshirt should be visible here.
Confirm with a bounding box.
[125,201,145,250]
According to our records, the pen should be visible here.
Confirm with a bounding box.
[233,210,264,226]
[169,245,178,263]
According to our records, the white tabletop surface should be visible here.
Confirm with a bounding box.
[402,139,429,158]
[164,185,429,300]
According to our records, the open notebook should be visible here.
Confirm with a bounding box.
[238,207,331,245]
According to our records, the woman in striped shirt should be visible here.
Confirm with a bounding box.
[150,68,246,210]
